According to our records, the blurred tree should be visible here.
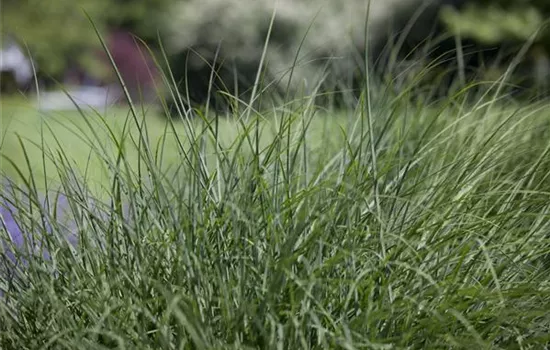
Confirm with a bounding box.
[439,0,550,94]
[105,0,174,42]
[1,0,171,83]
[440,3,545,44]
[1,0,110,80]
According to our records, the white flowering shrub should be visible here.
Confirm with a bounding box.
[160,0,446,109]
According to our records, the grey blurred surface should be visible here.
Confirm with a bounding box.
[35,86,121,111]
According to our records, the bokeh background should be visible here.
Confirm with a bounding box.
[1,0,549,109]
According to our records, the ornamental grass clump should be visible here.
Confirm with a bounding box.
[1,11,550,349]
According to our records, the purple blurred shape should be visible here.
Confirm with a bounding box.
[98,29,160,104]
[0,189,73,265]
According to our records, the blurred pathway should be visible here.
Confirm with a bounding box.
[35,85,120,111]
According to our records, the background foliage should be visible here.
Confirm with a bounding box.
[2,0,549,102]
[1,0,170,80]
[440,0,550,93]
[441,0,549,44]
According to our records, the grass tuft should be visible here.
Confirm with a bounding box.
[1,18,550,349]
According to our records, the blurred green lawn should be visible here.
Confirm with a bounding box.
[1,98,152,190]
[0,97,346,195]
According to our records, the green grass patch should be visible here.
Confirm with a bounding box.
[1,79,550,348]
